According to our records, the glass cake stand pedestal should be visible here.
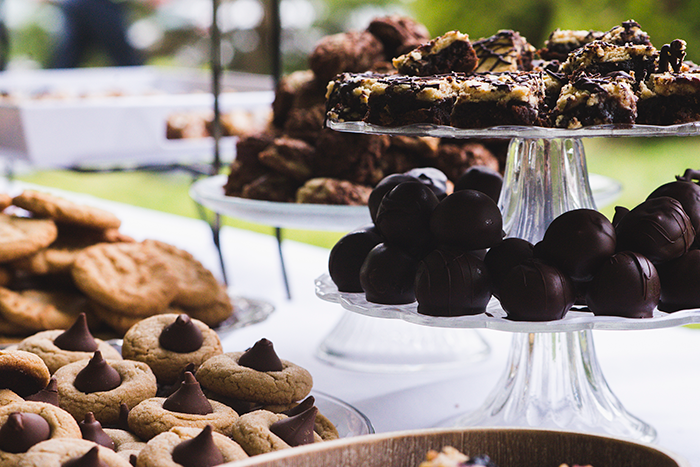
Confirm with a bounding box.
[319,120,700,441]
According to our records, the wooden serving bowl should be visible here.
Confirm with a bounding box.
[228,427,689,467]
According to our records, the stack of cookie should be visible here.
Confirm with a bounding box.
[0,189,234,340]
[1,313,339,466]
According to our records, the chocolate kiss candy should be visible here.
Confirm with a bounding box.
[162,372,213,415]
[281,396,315,417]
[171,425,224,467]
[61,445,109,467]
[53,313,99,352]
[80,412,115,451]
[237,338,283,372]
[0,412,51,453]
[113,403,130,431]
[73,351,122,394]
[270,406,318,447]
[159,314,204,353]
[26,377,59,406]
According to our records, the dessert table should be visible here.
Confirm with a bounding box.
[3,180,698,466]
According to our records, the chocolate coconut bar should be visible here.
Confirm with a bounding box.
[392,30,478,76]
[637,71,700,125]
[561,40,657,81]
[472,30,536,72]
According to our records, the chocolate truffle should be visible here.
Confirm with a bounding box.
[360,242,418,304]
[430,189,503,250]
[159,314,204,354]
[656,249,700,312]
[171,425,224,467]
[499,260,575,321]
[616,196,695,264]
[647,175,700,248]
[405,167,450,200]
[483,237,535,299]
[237,338,283,372]
[73,351,121,394]
[0,412,51,453]
[328,226,383,292]
[415,248,491,316]
[454,165,504,203]
[375,181,439,255]
[368,174,417,223]
[585,251,660,318]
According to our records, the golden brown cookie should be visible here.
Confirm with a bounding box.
[19,438,132,467]
[121,314,223,385]
[265,397,339,441]
[12,190,122,230]
[88,301,180,336]
[230,409,323,456]
[0,194,11,212]
[0,349,51,397]
[54,356,157,426]
[196,351,313,405]
[0,288,86,333]
[71,242,178,317]
[104,428,147,463]
[0,388,23,406]
[179,283,235,328]
[0,311,34,337]
[0,214,57,263]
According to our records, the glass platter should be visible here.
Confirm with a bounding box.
[313,390,375,437]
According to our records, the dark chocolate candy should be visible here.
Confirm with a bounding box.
[0,412,51,453]
[368,173,417,223]
[53,313,99,353]
[171,425,224,467]
[611,206,629,228]
[237,338,283,372]
[483,237,534,299]
[328,226,383,292]
[430,189,503,250]
[656,249,700,312]
[73,351,121,394]
[647,177,700,248]
[162,372,213,415]
[405,167,450,200]
[499,260,575,321]
[360,242,419,304]
[534,208,616,282]
[61,445,109,467]
[281,396,315,417]
[270,406,318,447]
[375,181,439,255]
[585,251,660,318]
[415,248,491,316]
[616,196,695,264]
[159,314,204,354]
[25,377,59,406]
[80,412,115,451]
[453,165,504,203]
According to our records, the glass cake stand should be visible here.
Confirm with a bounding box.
[319,119,700,442]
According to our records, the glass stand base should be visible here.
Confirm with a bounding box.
[438,330,656,442]
[316,311,490,373]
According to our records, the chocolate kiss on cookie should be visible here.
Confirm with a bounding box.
[0,412,51,453]
[237,338,283,372]
[171,425,224,467]
[159,314,203,353]
[25,376,59,406]
[80,412,115,451]
[74,351,122,393]
[270,406,318,447]
[54,313,99,352]
[162,371,213,415]
[282,395,315,417]
[61,445,109,467]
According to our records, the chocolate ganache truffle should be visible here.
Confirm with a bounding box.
[430,189,503,250]
[483,237,534,299]
[328,226,383,292]
[375,181,439,255]
[616,196,695,264]
[415,248,491,316]
[647,172,700,248]
[534,209,616,282]
[585,251,660,318]
[360,242,419,304]
[454,165,504,203]
[499,260,575,321]
[368,173,417,223]
[405,167,450,200]
[656,249,700,312]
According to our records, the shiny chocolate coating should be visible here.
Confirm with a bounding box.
[270,406,318,447]
[282,396,315,417]
[368,173,417,223]
[585,251,660,318]
[25,377,59,406]
[80,412,115,451]
[0,412,51,453]
[647,178,700,248]
[616,196,695,264]
[430,189,503,250]
[171,425,224,467]
[405,167,450,200]
[61,445,109,467]
[375,181,439,255]
[163,372,213,415]
[328,226,383,292]
[73,351,122,394]
[656,249,700,312]
[484,237,534,299]
[159,314,204,354]
[499,260,575,321]
[53,313,98,353]
[237,338,283,372]
[453,165,503,203]
[360,242,418,304]
[534,209,616,282]
[415,248,491,316]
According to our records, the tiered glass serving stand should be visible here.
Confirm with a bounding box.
[316,120,700,442]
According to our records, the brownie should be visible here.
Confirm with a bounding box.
[392,30,478,76]
[472,30,536,72]
[271,70,325,129]
[241,172,300,202]
[561,40,657,81]
[366,15,431,60]
[309,30,385,85]
[538,29,603,62]
[600,20,653,47]
[314,129,389,185]
[223,160,269,197]
[295,178,372,205]
[433,141,500,182]
[258,137,316,182]
[637,70,700,125]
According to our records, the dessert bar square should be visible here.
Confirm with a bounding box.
[637,71,700,124]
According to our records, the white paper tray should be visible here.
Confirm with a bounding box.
[0,66,274,167]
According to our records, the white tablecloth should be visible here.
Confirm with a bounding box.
[7,183,699,466]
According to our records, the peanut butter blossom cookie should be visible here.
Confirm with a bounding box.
[19,438,132,467]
